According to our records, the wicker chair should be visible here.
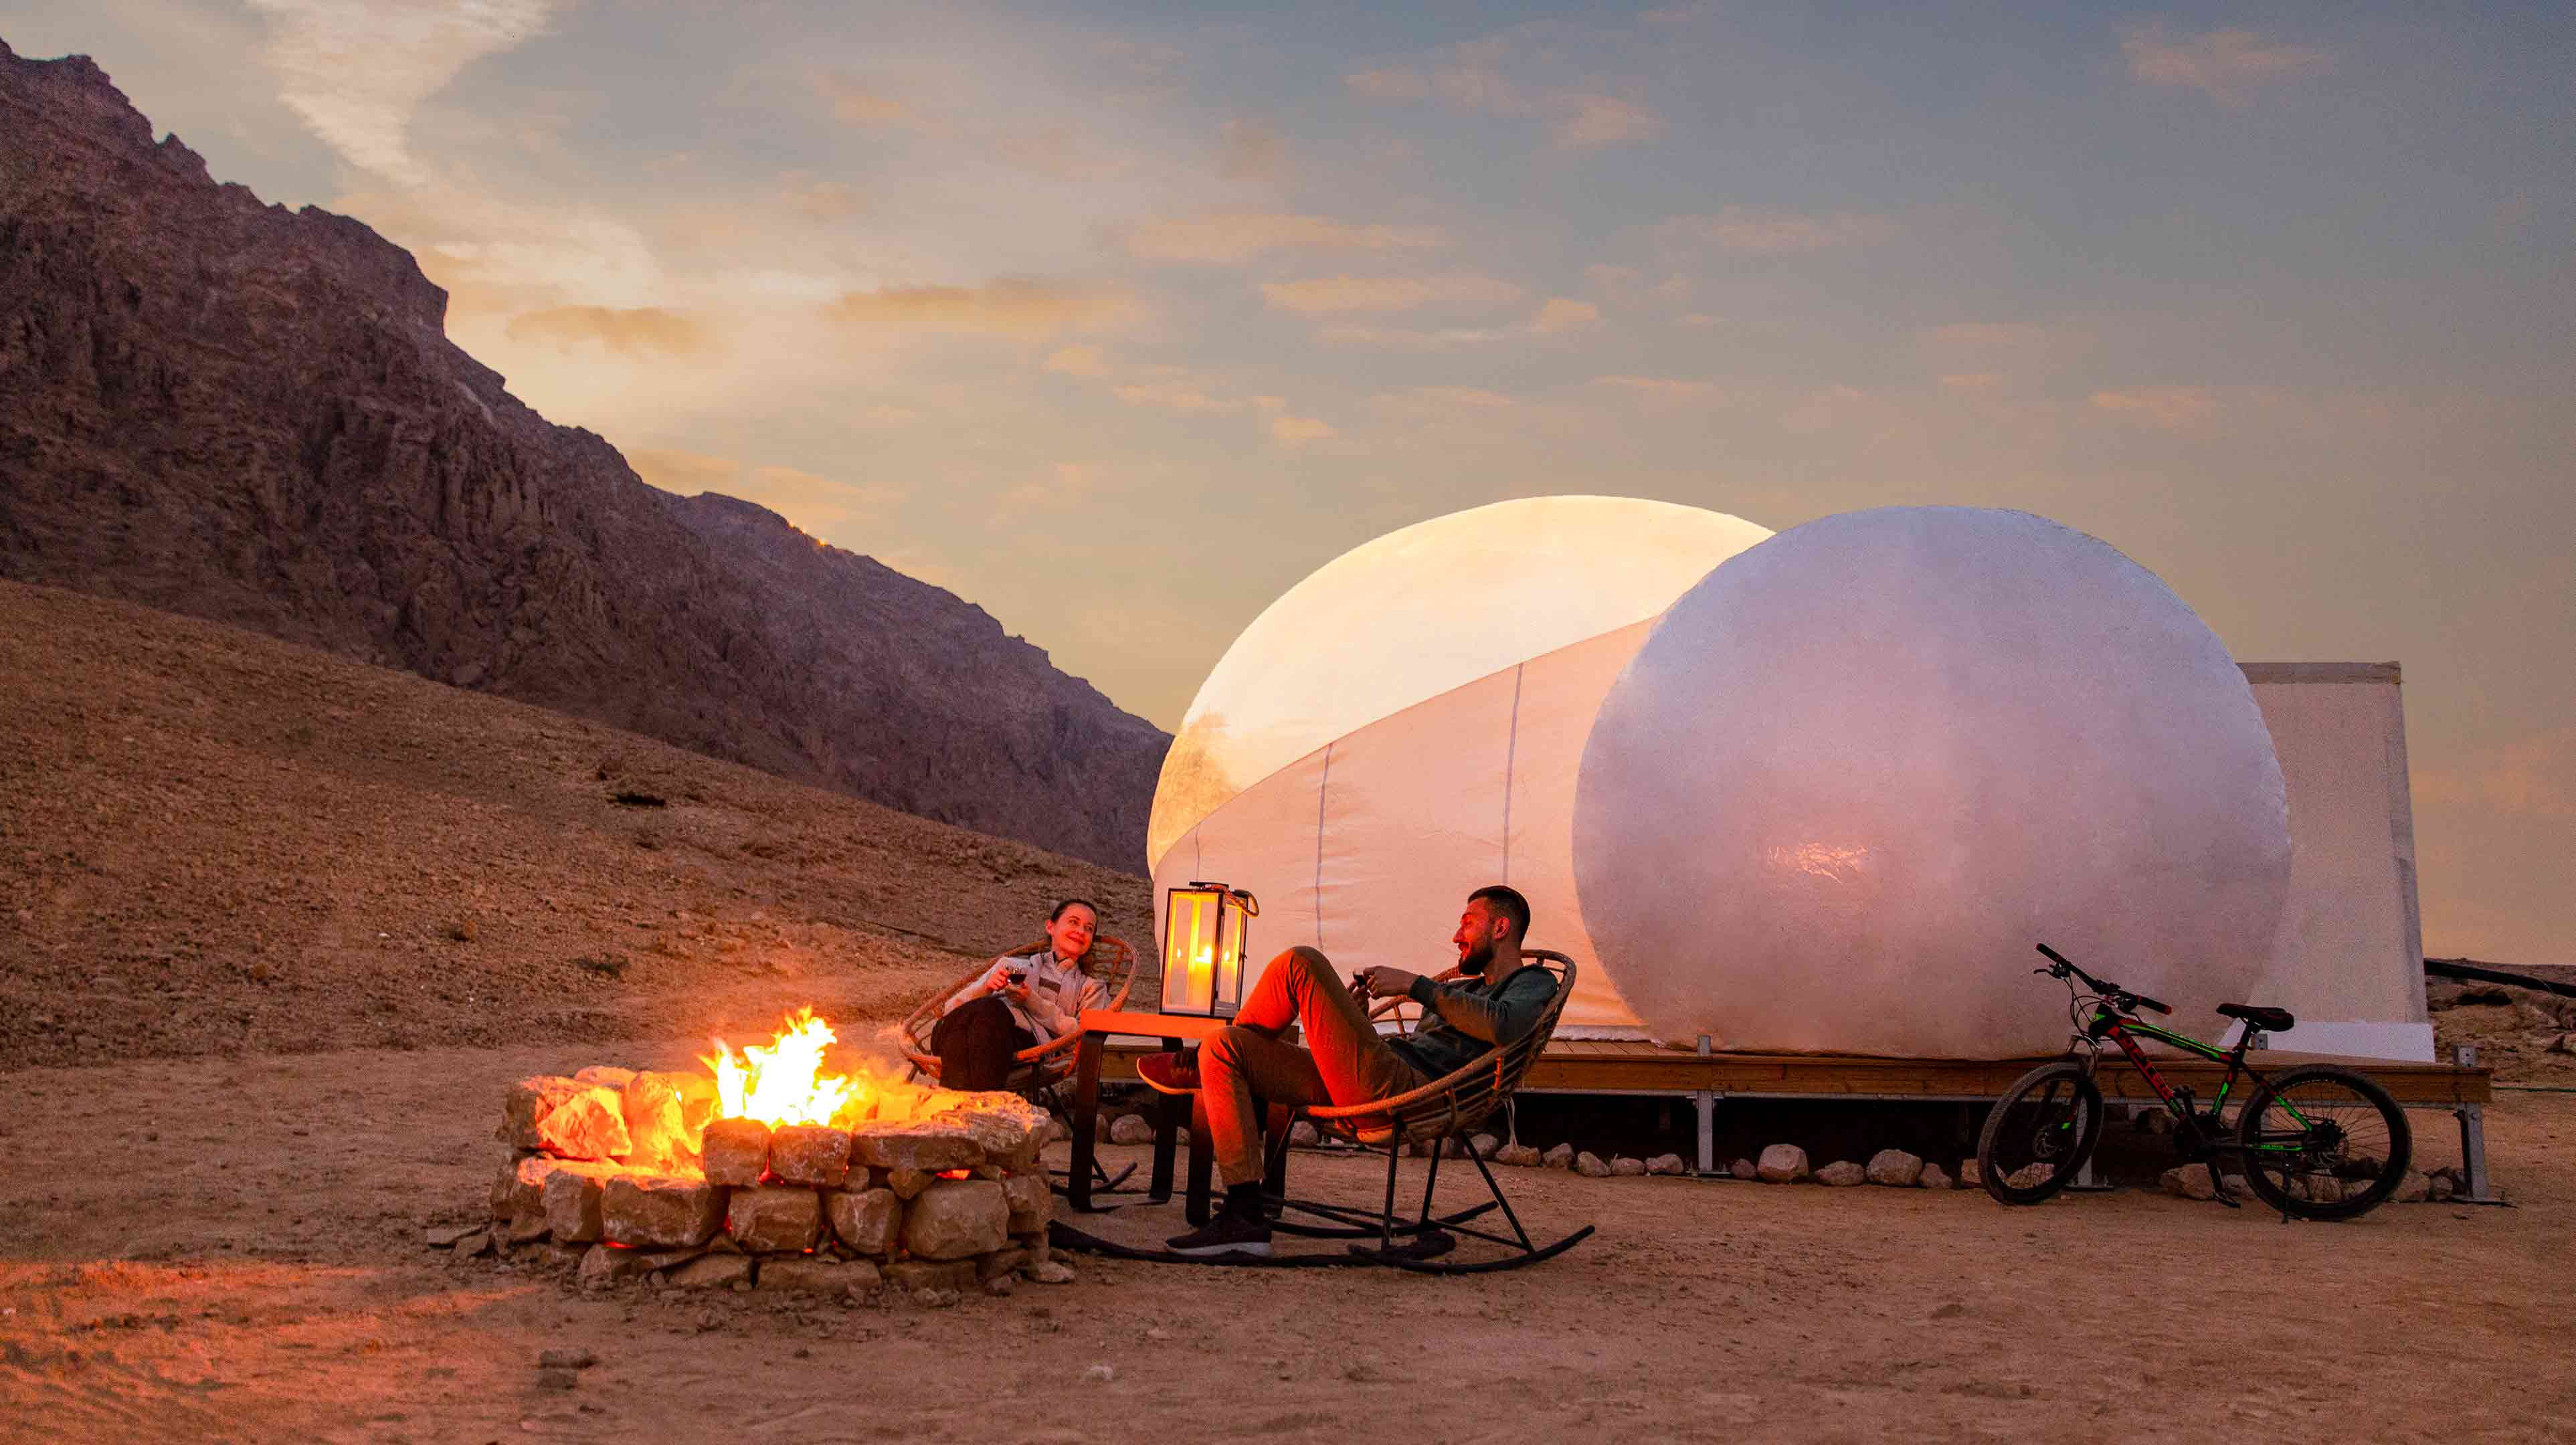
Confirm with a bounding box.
[897,934,1139,1193]
[1273,949,1594,1272]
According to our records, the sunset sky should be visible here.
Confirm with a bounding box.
[5,3,2569,962]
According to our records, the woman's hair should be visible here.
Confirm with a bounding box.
[1049,897,1100,924]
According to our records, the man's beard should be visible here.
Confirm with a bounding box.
[1457,939,1495,976]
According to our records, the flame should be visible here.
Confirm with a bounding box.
[701,1007,861,1127]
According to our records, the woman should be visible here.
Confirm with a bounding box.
[930,898,1109,1092]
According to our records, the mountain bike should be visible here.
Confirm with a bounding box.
[1977,944,2411,1220]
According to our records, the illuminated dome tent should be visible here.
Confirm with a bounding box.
[1147,496,1772,1034]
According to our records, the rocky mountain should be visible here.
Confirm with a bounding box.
[0,41,1167,872]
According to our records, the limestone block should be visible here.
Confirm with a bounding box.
[727,1187,824,1254]
[1958,1159,1983,1188]
[901,1179,1010,1261]
[1756,1145,1809,1183]
[622,1072,717,1173]
[541,1161,630,1242]
[924,1092,1050,1171]
[602,1174,728,1249]
[1610,1156,1648,1177]
[702,1117,772,1186]
[886,1168,935,1200]
[1000,1171,1052,1234]
[2160,1164,2217,1201]
[1646,1153,1689,1176]
[574,1066,637,1089]
[852,1117,983,1173]
[537,1088,632,1161]
[1023,1260,1077,1285]
[507,1212,551,1243]
[1865,1149,1924,1187]
[1919,1162,1954,1191]
[665,1254,754,1290]
[1540,1143,1576,1169]
[504,1076,588,1149]
[575,1244,666,1286]
[1574,1151,1613,1178]
[1816,1161,1867,1187]
[883,1258,977,1293]
[827,1187,902,1256]
[977,1248,1030,1283]
[767,1123,851,1189]
[1107,1114,1155,1146]
[1493,1144,1542,1167]
[759,1256,876,1296]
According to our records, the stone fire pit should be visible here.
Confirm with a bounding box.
[481,1064,1069,1300]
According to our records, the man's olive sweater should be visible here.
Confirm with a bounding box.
[1389,963,1559,1079]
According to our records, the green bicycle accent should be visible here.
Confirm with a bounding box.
[1977,944,2411,1220]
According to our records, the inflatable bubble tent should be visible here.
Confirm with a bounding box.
[1149,499,2431,1060]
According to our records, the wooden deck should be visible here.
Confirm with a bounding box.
[1099,1036,2490,1106]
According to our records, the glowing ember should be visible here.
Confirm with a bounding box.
[702,1007,861,1127]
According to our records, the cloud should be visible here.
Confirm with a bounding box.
[2122,23,2330,106]
[1590,375,1724,403]
[1269,414,1337,445]
[1217,118,1287,181]
[627,450,905,540]
[823,280,1137,338]
[1372,386,1516,414]
[992,462,1105,522]
[1117,210,1444,265]
[1532,297,1601,334]
[1113,378,1243,415]
[1042,344,1111,377]
[1316,324,1515,351]
[1658,206,1898,255]
[816,73,923,128]
[2416,729,2576,820]
[1551,93,1661,149]
[248,0,557,183]
[781,175,862,221]
[1259,273,1525,315]
[2089,385,2217,429]
[504,305,709,355]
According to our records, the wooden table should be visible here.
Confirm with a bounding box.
[1065,1009,1232,1212]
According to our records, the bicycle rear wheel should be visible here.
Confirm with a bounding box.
[1978,1061,2104,1206]
[2236,1065,2411,1220]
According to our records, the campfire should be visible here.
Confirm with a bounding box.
[482,1009,1064,1299]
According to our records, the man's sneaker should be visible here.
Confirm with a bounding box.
[1163,1208,1271,1258]
[1136,1050,1200,1095]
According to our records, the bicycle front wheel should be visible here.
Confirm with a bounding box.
[2236,1065,2411,1220]
[1978,1061,2104,1206]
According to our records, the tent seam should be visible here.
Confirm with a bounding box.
[1315,743,1333,950]
[1503,663,1524,884]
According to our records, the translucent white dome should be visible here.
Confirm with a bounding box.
[1148,496,1774,869]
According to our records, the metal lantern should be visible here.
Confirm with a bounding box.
[1161,881,1259,1017]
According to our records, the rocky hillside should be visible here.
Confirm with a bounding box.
[0,579,1157,1068]
[0,40,1167,872]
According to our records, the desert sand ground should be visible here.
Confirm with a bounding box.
[2,1026,2572,1444]
[6,582,2574,1442]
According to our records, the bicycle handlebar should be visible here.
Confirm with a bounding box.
[2033,943,2171,1015]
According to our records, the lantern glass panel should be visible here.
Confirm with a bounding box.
[1160,886,1224,1016]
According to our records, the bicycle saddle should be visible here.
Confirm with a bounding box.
[2216,1003,2295,1033]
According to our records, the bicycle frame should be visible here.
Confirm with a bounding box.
[2070,1005,2316,1160]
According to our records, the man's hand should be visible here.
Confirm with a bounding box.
[1357,965,1421,1000]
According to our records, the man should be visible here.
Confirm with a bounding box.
[931,898,1107,1092]
[1137,884,1558,1257]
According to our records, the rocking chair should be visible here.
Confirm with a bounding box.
[897,933,1140,1197]
[1266,949,1594,1273]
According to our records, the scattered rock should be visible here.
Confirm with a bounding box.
[1287,1120,1320,1147]
[1957,1159,1983,1188]
[1024,1260,1077,1285]
[1470,1133,1499,1158]
[1930,1301,1966,1320]
[1609,1156,1647,1177]
[911,1288,961,1309]
[2393,1170,2431,1203]
[1646,1153,1689,1176]
[534,1369,579,1391]
[575,1244,662,1286]
[1493,1144,1542,1167]
[1756,1145,1809,1183]
[1815,1161,1867,1187]
[1084,1363,1117,1383]
[2429,1172,2457,1202]
[766,1123,851,1189]
[2160,1164,2218,1201]
[1865,1149,1924,1187]
[2001,1163,2053,1191]
[1574,1151,1614,1178]
[902,1179,1010,1260]
[1729,1157,1758,1181]
[1919,1162,1953,1191]
[423,1222,483,1248]
[1107,1113,1156,1147]
[883,1258,978,1293]
[536,1348,596,1370]
[701,1118,772,1186]
[984,1275,1016,1297]
[1540,1143,1576,1169]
